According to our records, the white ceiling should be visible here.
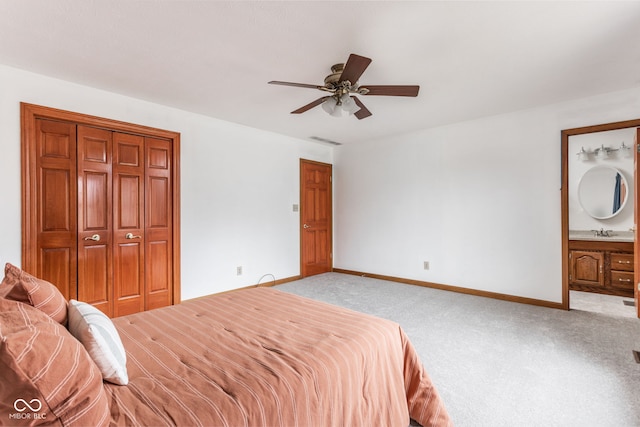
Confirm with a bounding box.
[1,1,639,145]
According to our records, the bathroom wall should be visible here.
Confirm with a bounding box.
[568,128,636,232]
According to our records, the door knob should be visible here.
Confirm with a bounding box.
[83,234,100,241]
[303,224,311,229]
[125,233,142,239]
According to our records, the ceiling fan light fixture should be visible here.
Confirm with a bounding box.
[321,96,338,114]
[341,94,359,114]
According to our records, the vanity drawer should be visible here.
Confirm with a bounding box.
[611,253,634,272]
[611,271,634,290]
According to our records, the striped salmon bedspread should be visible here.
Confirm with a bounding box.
[105,287,451,426]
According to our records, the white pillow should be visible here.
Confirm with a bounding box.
[67,299,129,385]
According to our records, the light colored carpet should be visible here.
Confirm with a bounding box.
[275,273,640,427]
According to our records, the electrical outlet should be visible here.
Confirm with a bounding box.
[423,261,430,270]
[236,266,243,276]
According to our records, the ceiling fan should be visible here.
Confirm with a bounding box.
[268,53,419,120]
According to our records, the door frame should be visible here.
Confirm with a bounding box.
[561,118,640,317]
[299,159,333,277]
[20,102,182,304]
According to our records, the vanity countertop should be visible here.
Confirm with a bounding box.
[569,230,635,242]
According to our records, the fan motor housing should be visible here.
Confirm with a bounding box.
[324,63,345,86]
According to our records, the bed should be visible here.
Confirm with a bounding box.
[0,263,451,427]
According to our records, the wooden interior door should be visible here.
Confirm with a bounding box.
[77,125,113,316]
[300,159,332,277]
[31,119,78,300]
[113,132,145,316]
[635,128,640,318]
[144,137,173,310]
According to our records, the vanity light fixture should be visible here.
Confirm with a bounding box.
[576,142,631,161]
[619,141,632,158]
[596,144,609,159]
[577,147,591,161]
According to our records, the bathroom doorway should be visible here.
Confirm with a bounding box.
[561,120,640,318]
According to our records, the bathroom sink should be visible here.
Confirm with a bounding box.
[569,230,634,242]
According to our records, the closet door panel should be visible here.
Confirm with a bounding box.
[84,172,109,228]
[79,245,110,304]
[113,132,145,316]
[40,248,72,299]
[34,119,77,300]
[77,126,113,316]
[42,169,72,230]
[145,137,173,310]
[119,176,141,226]
[23,104,180,318]
[148,241,170,293]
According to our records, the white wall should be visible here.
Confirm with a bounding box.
[333,87,640,303]
[0,65,332,300]
[3,64,640,306]
[568,128,635,231]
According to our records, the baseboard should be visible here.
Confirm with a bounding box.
[231,274,302,291]
[191,275,302,299]
[332,268,564,310]
[257,275,302,287]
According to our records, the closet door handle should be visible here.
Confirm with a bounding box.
[125,233,142,239]
[83,234,100,241]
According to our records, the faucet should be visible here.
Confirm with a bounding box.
[591,228,613,237]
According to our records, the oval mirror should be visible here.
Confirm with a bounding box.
[578,166,628,219]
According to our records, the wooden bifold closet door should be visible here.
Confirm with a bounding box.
[22,103,180,318]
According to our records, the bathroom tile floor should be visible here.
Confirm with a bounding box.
[570,290,637,318]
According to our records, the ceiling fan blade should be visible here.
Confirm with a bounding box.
[269,81,324,90]
[360,85,420,97]
[352,96,372,120]
[339,54,372,85]
[291,97,329,114]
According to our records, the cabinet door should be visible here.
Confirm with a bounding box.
[570,250,604,287]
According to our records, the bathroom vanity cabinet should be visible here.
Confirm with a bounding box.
[568,240,634,298]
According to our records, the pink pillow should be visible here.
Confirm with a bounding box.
[0,263,68,325]
[0,297,110,426]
